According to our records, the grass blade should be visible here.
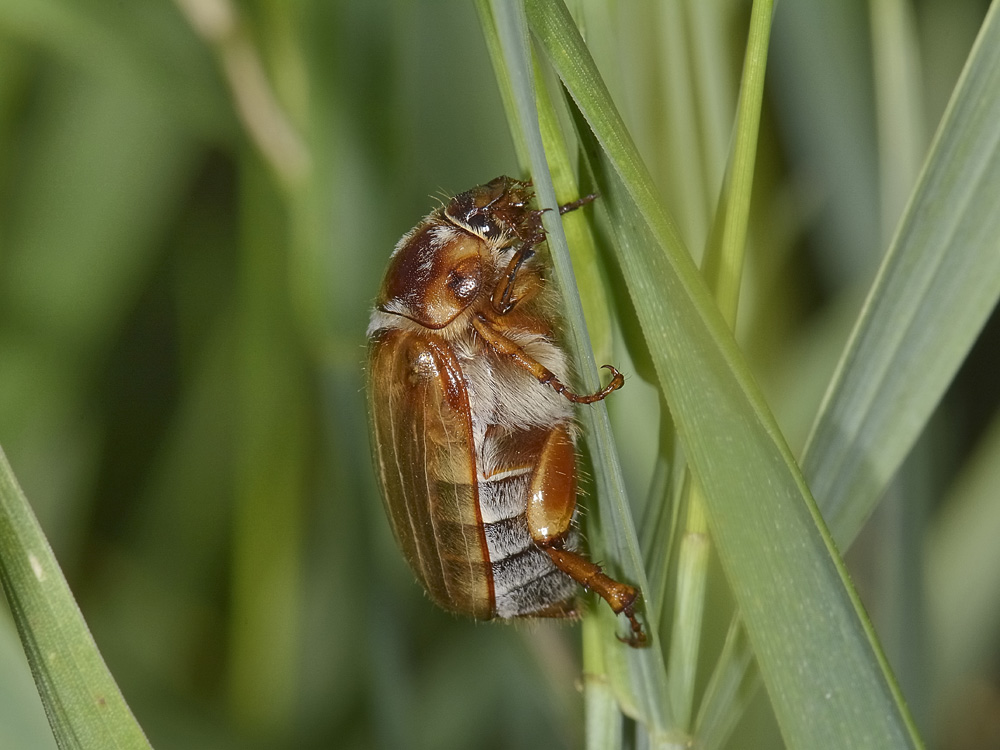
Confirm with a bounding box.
[802,1,1000,549]
[487,1,673,737]
[675,0,999,741]
[667,0,772,733]
[529,1,922,746]
[0,447,151,749]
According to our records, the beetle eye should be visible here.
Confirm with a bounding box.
[445,184,512,241]
[465,213,502,239]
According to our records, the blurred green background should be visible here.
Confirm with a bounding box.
[0,0,997,748]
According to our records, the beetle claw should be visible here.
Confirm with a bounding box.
[615,607,649,648]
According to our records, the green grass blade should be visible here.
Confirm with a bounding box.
[487,1,672,736]
[694,618,760,750]
[802,2,1000,548]
[667,0,772,733]
[639,420,677,613]
[697,0,994,738]
[701,0,772,323]
[529,1,922,746]
[0,447,151,749]
[476,0,531,170]
[869,0,926,239]
[664,484,709,731]
[533,59,615,361]
[582,617,624,750]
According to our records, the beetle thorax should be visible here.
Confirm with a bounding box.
[372,214,545,337]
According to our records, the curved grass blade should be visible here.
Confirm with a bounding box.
[528,1,922,746]
[802,1,1000,549]
[0,447,152,749]
[698,2,1000,744]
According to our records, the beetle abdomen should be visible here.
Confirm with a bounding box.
[416,425,581,619]
[477,471,578,618]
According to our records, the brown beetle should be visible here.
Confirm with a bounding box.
[367,176,645,646]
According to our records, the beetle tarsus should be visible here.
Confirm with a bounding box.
[558,192,599,215]
[616,606,649,648]
[542,546,648,648]
[559,365,625,404]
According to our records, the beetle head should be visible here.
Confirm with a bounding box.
[444,176,540,244]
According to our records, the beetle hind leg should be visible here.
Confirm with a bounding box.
[524,424,648,646]
[544,547,647,647]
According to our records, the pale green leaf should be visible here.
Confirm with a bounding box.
[803,2,1000,549]
[527,1,921,746]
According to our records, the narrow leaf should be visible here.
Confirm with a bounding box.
[487,0,673,736]
[528,1,922,746]
[0,447,152,749]
[666,0,773,733]
[803,1,1000,549]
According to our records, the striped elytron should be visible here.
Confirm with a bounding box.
[366,176,645,646]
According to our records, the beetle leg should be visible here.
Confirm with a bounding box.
[525,426,647,646]
[472,316,624,403]
[490,193,597,316]
[524,425,578,545]
[558,192,598,215]
[491,241,539,315]
[544,547,647,647]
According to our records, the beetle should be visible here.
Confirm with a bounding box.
[366,176,645,646]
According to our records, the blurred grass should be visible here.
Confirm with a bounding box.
[1,1,998,749]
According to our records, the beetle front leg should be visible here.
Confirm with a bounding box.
[472,316,624,403]
[491,193,597,316]
[557,192,598,215]
[491,239,540,315]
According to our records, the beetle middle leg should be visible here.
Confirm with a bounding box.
[472,315,624,403]
[526,425,647,646]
